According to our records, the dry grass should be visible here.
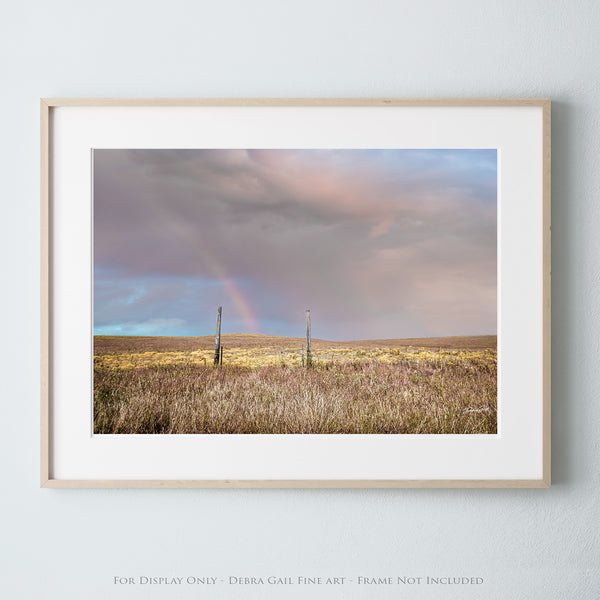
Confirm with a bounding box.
[94,335,497,435]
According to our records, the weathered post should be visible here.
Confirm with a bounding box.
[214,306,222,366]
[219,345,223,366]
[306,309,312,367]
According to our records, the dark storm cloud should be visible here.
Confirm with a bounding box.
[93,149,497,339]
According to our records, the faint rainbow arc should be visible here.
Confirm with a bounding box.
[201,257,260,334]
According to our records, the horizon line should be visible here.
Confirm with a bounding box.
[93,332,498,341]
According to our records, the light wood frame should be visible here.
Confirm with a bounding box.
[40,98,551,488]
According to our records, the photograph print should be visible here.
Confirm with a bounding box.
[93,148,497,435]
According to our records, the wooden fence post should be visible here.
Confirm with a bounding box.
[214,306,222,366]
[306,309,311,367]
[219,345,223,366]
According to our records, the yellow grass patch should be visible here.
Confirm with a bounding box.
[94,346,496,370]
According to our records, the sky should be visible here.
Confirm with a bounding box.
[93,149,497,340]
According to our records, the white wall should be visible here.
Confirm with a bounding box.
[2,1,599,598]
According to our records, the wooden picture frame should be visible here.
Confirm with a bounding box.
[41,98,550,488]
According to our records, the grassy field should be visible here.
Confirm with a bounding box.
[93,334,496,435]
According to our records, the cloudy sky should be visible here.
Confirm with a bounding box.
[93,149,497,340]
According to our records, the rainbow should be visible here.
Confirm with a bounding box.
[220,276,260,334]
[200,256,260,334]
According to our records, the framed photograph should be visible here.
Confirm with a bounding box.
[41,98,550,487]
